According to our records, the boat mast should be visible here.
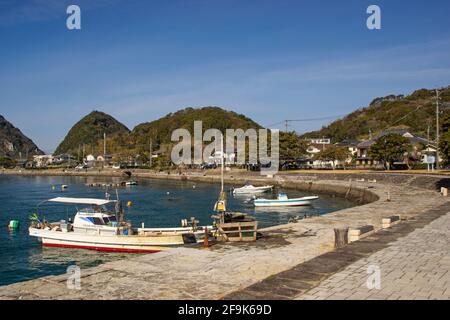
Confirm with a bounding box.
[221,133,224,193]
[214,133,227,219]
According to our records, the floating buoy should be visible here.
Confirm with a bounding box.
[8,220,20,230]
[127,201,133,207]
[192,185,196,189]
[166,192,170,195]
[51,185,55,190]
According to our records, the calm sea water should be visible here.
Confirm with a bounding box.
[0,175,353,286]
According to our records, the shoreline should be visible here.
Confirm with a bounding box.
[0,170,449,299]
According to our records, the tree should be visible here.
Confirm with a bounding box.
[279,131,308,159]
[315,145,350,169]
[0,157,16,168]
[369,134,410,170]
[439,114,450,166]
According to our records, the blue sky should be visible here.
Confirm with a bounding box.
[0,0,449,153]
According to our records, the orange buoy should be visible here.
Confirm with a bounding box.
[127,201,133,207]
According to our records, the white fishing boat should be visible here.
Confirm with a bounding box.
[253,193,318,207]
[232,184,273,195]
[29,197,211,253]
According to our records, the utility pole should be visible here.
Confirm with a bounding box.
[436,89,440,170]
[285,120,289,132]
[149,138,152,167]
[103,132,106,159]
[103,132,106,169]
[427,123,431,171]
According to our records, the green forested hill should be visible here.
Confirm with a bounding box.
[54,111,130,155]
[54,107,262,160]
[131,106,262,146]
[301,86,450,142]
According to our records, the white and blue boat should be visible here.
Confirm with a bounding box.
[253,193,318,207]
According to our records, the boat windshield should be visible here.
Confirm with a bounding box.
[103,216,117,224]
[79,205,110,214]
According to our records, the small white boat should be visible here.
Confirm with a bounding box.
[233,184,273,195]
[125,181,138,186]
[253,193,318,207]
[29,197,211,253]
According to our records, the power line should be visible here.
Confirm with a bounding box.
[264,114,347,129]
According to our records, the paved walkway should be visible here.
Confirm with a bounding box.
[225,204,450,300]
[297,209,450,300]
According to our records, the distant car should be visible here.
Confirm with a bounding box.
[200,163,217,169]
[112,164,121,170]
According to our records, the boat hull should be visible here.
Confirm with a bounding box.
[41,238,164,253]
[30,227,207,253]
[233,185,273,194]
[254,200,312,207]
[253,196,318,207]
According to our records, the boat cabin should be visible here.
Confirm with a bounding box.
[278,193,288,200]
[44,197,131,236]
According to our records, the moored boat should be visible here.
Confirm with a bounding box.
[232,184,273,195]
[29,197,212,253]
[253,193,318,207]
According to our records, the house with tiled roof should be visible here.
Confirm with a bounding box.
[356,129,433,167]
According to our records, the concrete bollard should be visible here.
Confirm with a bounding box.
[382,215,400,229]
[349,225,374,242]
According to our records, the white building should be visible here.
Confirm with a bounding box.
[33,155,54,168]
[307,138,331,145]
[208,150,236,165]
